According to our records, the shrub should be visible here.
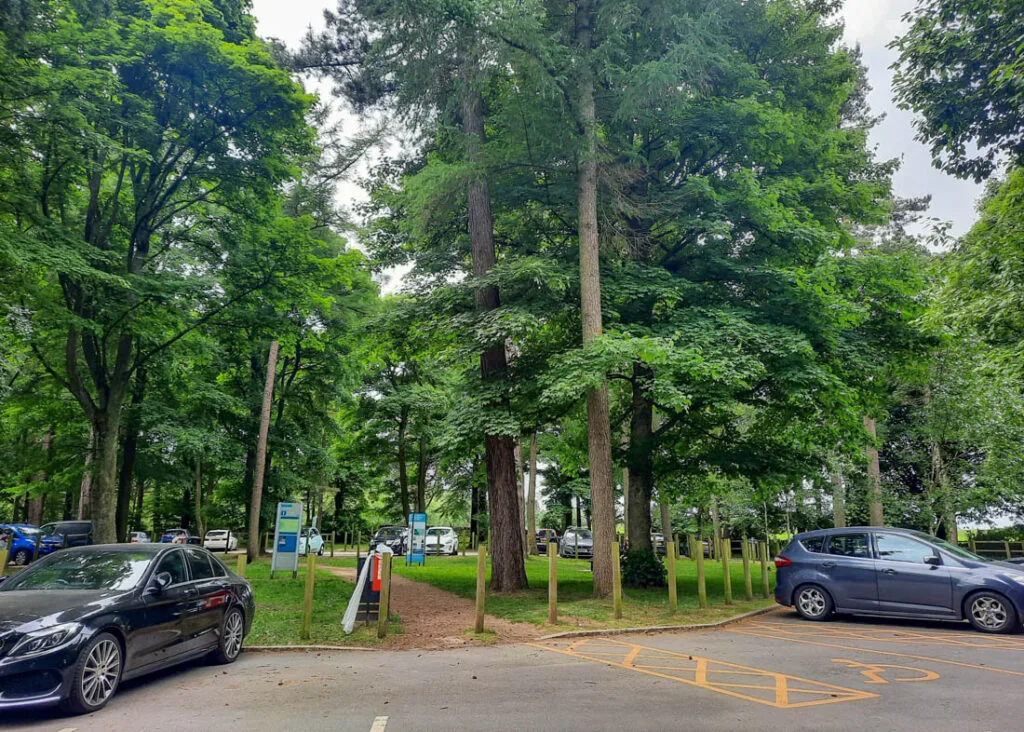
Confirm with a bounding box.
[621,548,667,588]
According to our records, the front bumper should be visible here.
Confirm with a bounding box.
[0,639,82,710]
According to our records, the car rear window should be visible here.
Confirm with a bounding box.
[800,537,825,553]
[827,533,871,558]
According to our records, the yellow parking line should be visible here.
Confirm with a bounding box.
[729,628,1024,678]
[529,639,878,709]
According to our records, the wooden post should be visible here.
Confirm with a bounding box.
[33,532,41,561]
[666,536,677,612]
[720,536,733,605]
[1004,541,1012,560]
[760,541,770,599]
[741,537,753,601]
[969,537,976,554]
[329,533,335,558]
[300,551,316,640]
[236,552,246,578]
[675,535,682,562]
[377,553,392,639]
[0,546,8,573]
[611,541,623,620]
[474,544,487,633]
[548,542,558,624]
[695,535,708,609]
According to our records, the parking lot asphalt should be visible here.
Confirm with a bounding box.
[3,610,1022,731]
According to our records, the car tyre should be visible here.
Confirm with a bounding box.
[966,591,1019,634]
[793,584,834,622]
[450,545,458,556]
[62,632,122,715]
[317,545,324,556]
[12,548,30,565]
[210,607,246,664]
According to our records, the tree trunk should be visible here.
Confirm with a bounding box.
[133,479,146,532]
[576,496,583,528]
[710,495,721,559]
[90,411,124,543]
[397,410,411,520]
[247,340,279,563]
[514,439,528,558]
[415,433,428,514]
[27,430,52,525]
[527,433,538,555]
[194,460,204,540]
[462,79,526,591]
[621,425,630,545]
[115,369,145,542]
[470,475,480,547]
[575,0,615,598]
[627,367,654,554]
[831,463,847,529]
[864,415,883,526]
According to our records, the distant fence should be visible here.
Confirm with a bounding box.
[963,539,1024,559]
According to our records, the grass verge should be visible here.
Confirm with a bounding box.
[244,559,395,647]
[322,554,775,631]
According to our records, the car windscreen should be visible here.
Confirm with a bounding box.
[2,551,153,591]
[914,533,988,561]
[575,530,593,540]
[375,529,404,540]
[206,531,227,538]
[17,526,41,537]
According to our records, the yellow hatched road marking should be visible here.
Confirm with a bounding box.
[529,638,878,709]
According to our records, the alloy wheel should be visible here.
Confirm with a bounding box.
[971,596,1008,631]
[797,587,827,618]
[223,611,244,659]
[81,638,120,708]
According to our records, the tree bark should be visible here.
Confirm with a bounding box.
[77,425,95,520]
[115,368,145,542]
[415,432,428,514]
[90,410,124,543]
[27,431,52,525]
[247,340,279,563]
[575,0,615,598]
[527,433,538,555]
[462,78,526,591]
[133,479,146,532]
[514,439,528,558]
[397,409,411,520]
[864,415,884,526]
[627,366,654,554]
[194,460,204,540]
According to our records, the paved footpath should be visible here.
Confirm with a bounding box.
[4,611,1023,731]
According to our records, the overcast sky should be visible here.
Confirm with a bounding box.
[251,0,985,239]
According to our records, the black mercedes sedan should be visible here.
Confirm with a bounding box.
[0,543,254,714]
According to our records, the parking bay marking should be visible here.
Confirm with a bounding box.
[729,627,1024,679]
[529,638,878,709]
[369,716,388,732]
[751,621,1024,651]
[831,658,940,684]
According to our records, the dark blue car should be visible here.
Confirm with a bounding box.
[0,524,63,566]
[775,527,1024,634]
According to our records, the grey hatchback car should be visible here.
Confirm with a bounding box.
[775,527,1024,634]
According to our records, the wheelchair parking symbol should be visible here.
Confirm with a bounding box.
[832,658,940,684]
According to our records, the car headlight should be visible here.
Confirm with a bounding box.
[9,623,82,658]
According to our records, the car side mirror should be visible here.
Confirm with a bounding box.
[924,555,942,567]
[147,571,173,594]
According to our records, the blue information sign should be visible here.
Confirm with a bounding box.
[271,501,303,579]
[407,512,426,566]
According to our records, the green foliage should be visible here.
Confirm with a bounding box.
[621,548,668,589]
[892,0,1024,181]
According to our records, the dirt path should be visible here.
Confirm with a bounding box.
[326,566,540,650]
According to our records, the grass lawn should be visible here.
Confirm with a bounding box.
[323,554,775,631]
[243,559,392,647]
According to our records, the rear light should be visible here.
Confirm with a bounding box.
[774,555,792,568]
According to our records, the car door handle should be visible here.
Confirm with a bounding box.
[881,568,897,575]
[821,562,835,569]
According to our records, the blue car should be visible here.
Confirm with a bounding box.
[775,527,1024,634]
[0,524,64,566]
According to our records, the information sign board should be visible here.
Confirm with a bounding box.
[271,501,303,579]
[407,512,426,566]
